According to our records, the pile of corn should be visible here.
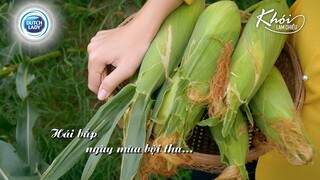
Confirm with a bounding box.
[42,0,314,180]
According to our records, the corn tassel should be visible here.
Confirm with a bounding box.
[249,67,314,165]
[210,111,249,180]
[222,0,289,136]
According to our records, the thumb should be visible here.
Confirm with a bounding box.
[97,67,131,100]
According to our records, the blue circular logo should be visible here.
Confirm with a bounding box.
[19,9,50,41]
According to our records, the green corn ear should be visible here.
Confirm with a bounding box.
[222,0,289,136]
[210,111,249,180]
[135,0,205,94]
[249,66,314,165]
[155,1,241,147]
[152,73,180,136]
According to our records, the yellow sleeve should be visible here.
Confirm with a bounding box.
[256,0,320,179]
[184,0,195,5]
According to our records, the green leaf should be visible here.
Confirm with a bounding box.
[0,141,39,179]
[241,103,254,126]
[81,130,116,180]
[148,116,162,124]
[15,62,35,100]
[81,97,132,180]
[121,94,153,180]
[196,117,221,127]
[151,80,173,117]
[41,84,136,180]
[0,43,17,66]
[16,98,42,175]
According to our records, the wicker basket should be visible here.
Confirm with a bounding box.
[114,9,305,174]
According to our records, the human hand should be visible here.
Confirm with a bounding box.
[87,0,184,100]
[87,22,151,100]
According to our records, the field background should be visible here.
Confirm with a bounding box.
[0,0,295,179]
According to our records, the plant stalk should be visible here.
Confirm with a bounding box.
[0,48,85,79]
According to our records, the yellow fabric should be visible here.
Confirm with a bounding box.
[256,0,320,179]
[184,0,194,5]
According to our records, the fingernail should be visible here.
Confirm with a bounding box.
[98,89,109,100]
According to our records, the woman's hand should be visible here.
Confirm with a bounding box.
[87,22,150,100]
[87,0,184,100]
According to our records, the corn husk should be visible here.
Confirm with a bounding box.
[249,66,314,165]
[211,111,249,180]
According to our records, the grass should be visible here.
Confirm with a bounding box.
[0,0,295,179]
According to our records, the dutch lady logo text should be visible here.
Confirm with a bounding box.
[24,15,45,32]
[19,9,50,40]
